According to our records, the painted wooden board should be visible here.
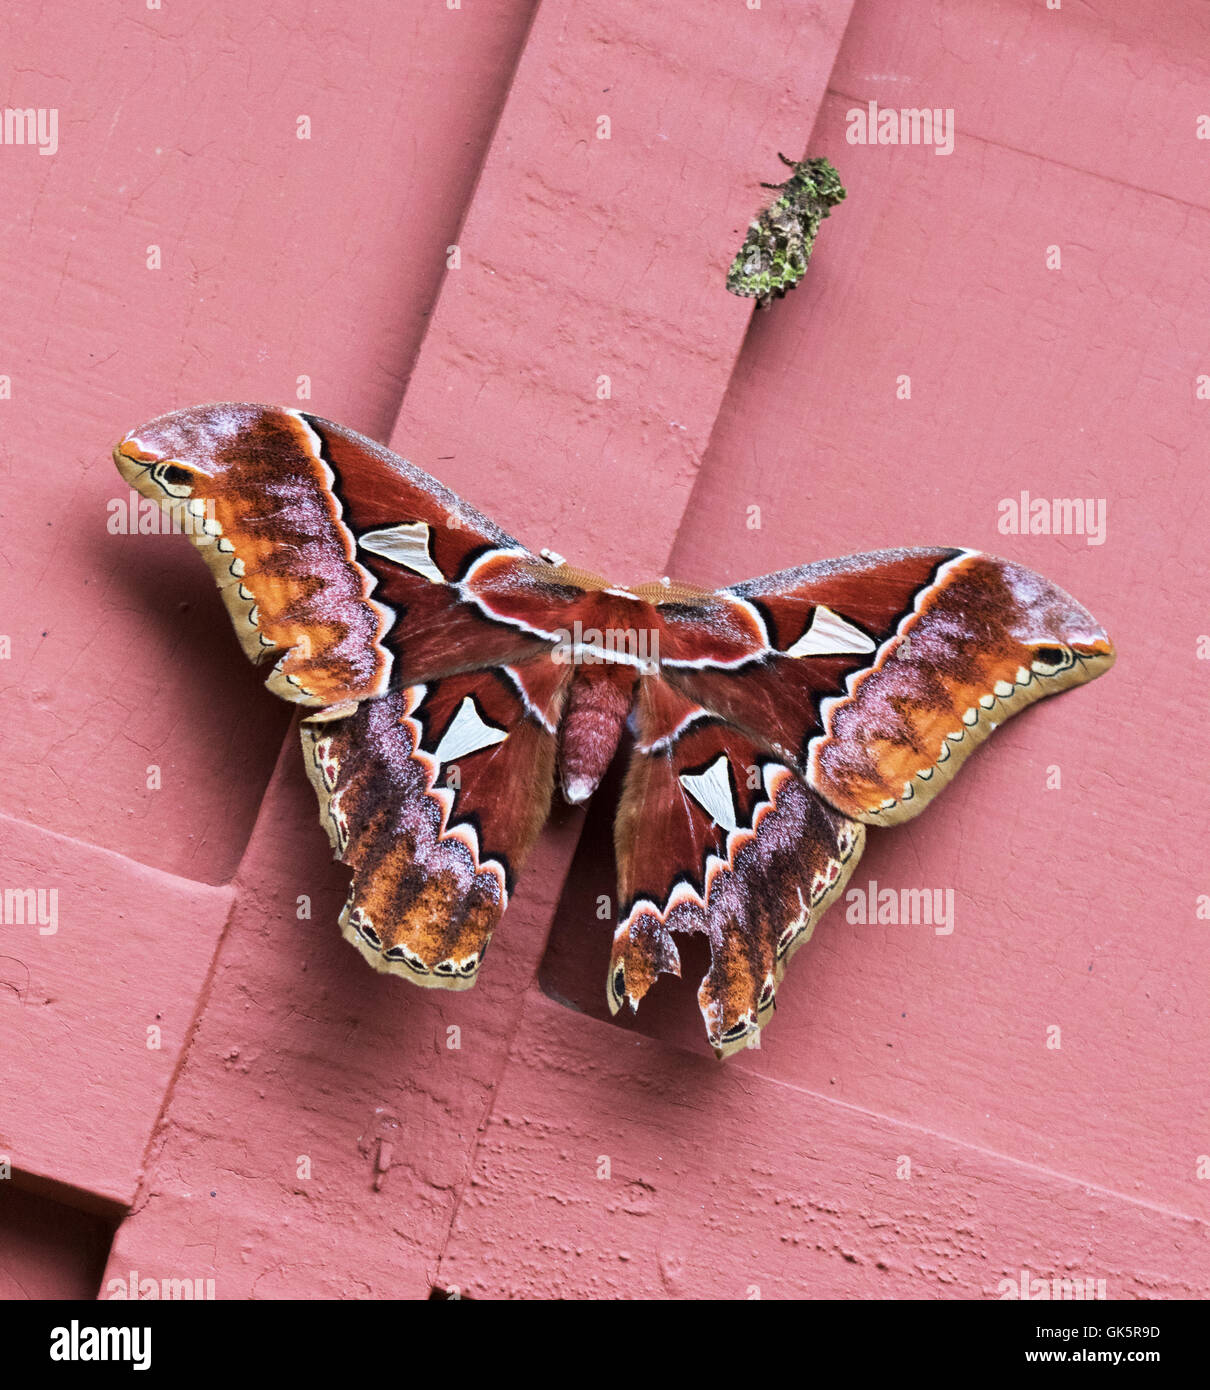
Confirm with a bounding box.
[0,1188,113,1300]
[0,813,232,1208]
[832,0,1210,210]
[437,997,1210,1300]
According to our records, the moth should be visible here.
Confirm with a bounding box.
[114,404,1115,1057]
[727,154,846,308]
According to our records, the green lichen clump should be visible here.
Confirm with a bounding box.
[726,155,846,308]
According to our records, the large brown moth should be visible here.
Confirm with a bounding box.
[114,405,1115,1056]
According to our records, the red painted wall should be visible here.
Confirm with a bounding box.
[1,0,1207,1299]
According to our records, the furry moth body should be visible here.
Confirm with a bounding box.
[727,154,846,308]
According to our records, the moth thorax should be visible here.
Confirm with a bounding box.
[557,668,636,804]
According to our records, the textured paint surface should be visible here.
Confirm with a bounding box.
[0,813,233,1208]
[1,0,1208,1301]
[0,1189,114,1300]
